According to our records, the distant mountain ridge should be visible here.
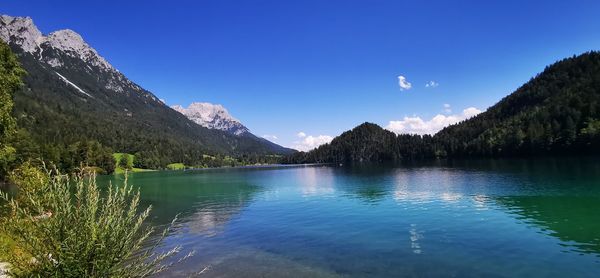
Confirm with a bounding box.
[1,14,294,168]
[287,51,600,163]
[172,102,250,136]
[170,102,292,154]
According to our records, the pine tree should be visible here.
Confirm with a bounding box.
[0,41,26,177]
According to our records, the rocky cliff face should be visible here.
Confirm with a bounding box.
[0,15,153,99]
[1,15,110,70]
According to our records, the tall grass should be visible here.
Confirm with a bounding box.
[0,165,188,277]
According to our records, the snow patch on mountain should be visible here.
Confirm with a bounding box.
[55,71,93,98]
[172,102,250,136]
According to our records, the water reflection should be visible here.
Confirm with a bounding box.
[472,194,490,210]
[99,160,600,277]
[409,224,424,254]
[496,195,600,256]
[348,159,600,258]
[100,170,261,234]
[297,166,335,197]
[392,168,467,204]
[333,165,397,203]
[186,201,253,236]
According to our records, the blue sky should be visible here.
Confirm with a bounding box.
[3,0,600,150]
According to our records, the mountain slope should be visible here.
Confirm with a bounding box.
[288,51,600,163]
[1,15,293,168]
[435,51,600,156]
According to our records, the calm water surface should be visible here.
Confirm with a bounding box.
[101,159,600,277]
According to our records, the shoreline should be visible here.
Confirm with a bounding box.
[113,163,332,175]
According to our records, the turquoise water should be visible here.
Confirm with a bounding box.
[101,159,600,277]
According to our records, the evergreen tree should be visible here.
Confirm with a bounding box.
[0,41,26,177]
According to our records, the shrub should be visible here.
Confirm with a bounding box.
[7,161,49,209]
[0,169,188,277]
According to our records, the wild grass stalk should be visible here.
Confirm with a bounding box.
[0,165,188,277]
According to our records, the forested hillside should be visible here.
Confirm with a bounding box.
[11,50,293,171]
[285,123,438,163]
[287,51,600,163]
[436,51,600,156]
[1,15,293,174]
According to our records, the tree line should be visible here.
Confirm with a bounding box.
[0,41,289,177]
[285,52,600,164]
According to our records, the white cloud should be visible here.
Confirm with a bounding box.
[385,107,483,135]
[262,134,278,141]
[397,75,412,91]
[443,103,452,114]
[293,134,334,152]
[425,81,439,88]
[463,107,481,118]
[296,132,307,138]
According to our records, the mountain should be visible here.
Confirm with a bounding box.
[287,51,600,163]
[170,102,293,154]
[284,123,437,163]
[172,102,250,136]
[0,15,293,170]
[435,51,600,156]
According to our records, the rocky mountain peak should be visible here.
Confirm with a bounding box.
[0,15,44,53]
[0,14,113,72]
[45,29,112,70]
[172,102,250,136]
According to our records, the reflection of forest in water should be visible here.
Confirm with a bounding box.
[104,158,600,260]
[432,158,600,256]
[427,158,600,256]
[322,157,600,202]
[182,183,260,236]
[102,171,262,235]
[496,195,600,256]
[443,158,600,256]
[329,158,600,256]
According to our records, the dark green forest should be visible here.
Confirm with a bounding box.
[4,39,600,174]
[0,41,291,176]
[286,51,600,164]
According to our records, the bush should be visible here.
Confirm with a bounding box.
[0,168,188,277]
[7,161,49,209]
[166,163,185,171]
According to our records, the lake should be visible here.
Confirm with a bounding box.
[100,158,600,277]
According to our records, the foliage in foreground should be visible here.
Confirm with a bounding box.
[0,165,188,277]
